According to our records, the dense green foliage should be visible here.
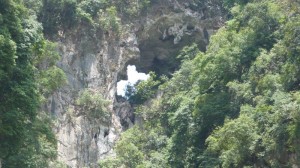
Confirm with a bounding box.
[125,72,162,105]
[26,0,151,36]
[101,0,300,167]
[0,0,65,167]
[2,0,300,167]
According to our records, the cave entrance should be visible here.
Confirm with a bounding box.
[131,16,208,77]
[117,65,149,97]
[117,17,209,98]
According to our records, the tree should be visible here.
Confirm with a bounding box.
[104,0,300,167]
[0,1,62,167]
[127,72,161,105]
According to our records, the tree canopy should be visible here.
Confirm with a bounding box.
[2,0,300,167]
[101,0,300,167]
[0,0,65,167]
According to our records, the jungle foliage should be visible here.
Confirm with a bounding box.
[26,0,151,36]
[2,0,300,167]
[0,0,65,167]
[100,0,300,167]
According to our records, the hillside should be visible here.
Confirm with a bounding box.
[0,0,300,167]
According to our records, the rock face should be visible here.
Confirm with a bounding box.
[47,0,225,167]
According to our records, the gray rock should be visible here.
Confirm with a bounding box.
[45,1,225,167]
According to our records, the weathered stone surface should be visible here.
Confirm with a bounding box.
[48,27,138,167]
[46,1,225,167]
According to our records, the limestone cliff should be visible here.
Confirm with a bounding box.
[47,0,225,167]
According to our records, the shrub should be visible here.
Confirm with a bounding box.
[126,72,161,105]
[99,6,121,35]
[116,0,150,17]
[76,89,111,120]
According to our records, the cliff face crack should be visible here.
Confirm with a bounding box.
[58,140,68,147]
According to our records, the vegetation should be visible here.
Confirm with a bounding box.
[125,72,162,105]
[0,0,147,167]
[25,0,151,36]
[76,89,110,120]
[2,0,300,167]
[33,41,67,96]
[98,6,121,35]
[115,0,150,17]
[101,0,300,167]
[0,0,65,167]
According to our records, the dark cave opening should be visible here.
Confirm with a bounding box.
[116,20,209,100]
